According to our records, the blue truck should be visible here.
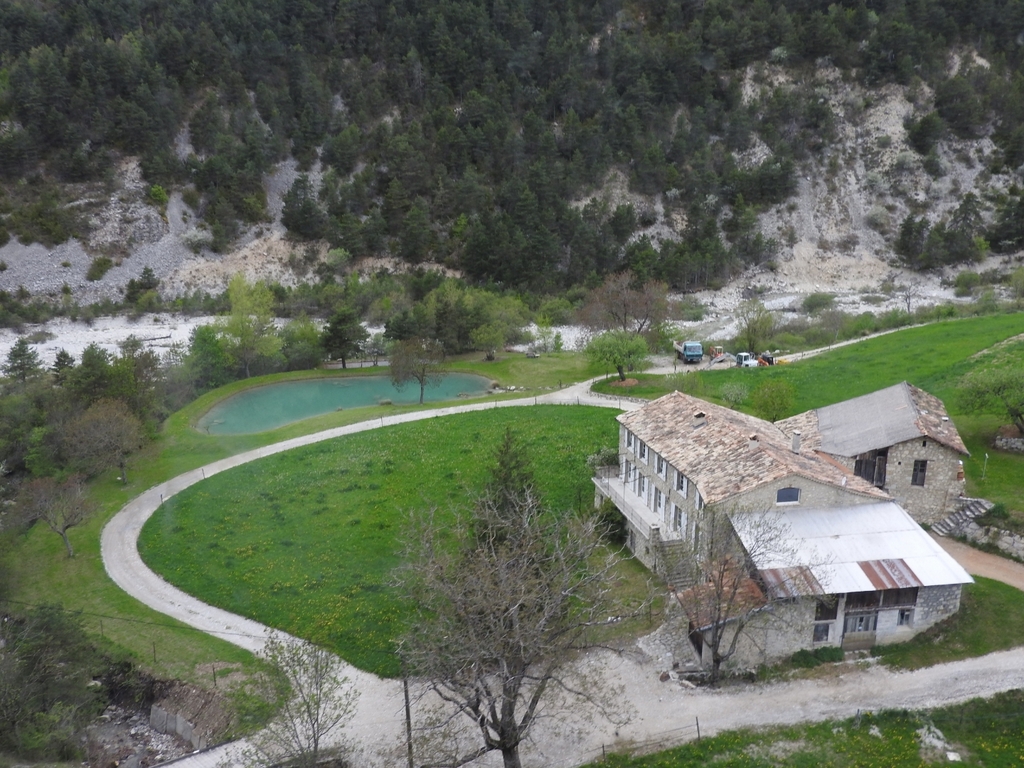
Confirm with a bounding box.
[676,341,704,364]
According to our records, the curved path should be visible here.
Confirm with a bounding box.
[103,377,1024,767]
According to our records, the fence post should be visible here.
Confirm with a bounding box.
[696,715,700,742]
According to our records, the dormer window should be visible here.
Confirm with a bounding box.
[776,487,801,504]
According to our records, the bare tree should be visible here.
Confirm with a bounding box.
[894,281,920,314]
[242,633,359,768]
[577,272,668,336]
[399,434,634,768]
[389,338,448,404]
[18,475,93,557]
[63,399,143,484]
[671,505,797,685]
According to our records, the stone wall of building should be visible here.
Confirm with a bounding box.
[912,584,963,632]
[879,440,963,524]
[731,475,880,512]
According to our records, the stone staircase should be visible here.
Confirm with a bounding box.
[930,498,993,537]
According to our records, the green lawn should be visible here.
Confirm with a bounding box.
[587,690,1024,767]
[138,406,636,677]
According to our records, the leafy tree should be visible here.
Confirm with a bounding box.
[2,337,42,383]
[736,300,776,354]
[389,337,447,404]
[751,380,796,423]
[470,322,506,361]
[63,399,143,484]
[320,307,367,368]
[220,275,283,378]
[0,605,104,760]
[586,330,650,381]
[17,475,93,557]
[364,331,388,366]
[281,315,324,371]
[185,325,234,392]
[400,439,631,768]
[959,365,1024,435]
[1011,267,1024,307]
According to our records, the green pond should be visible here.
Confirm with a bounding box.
[195,373,492,434]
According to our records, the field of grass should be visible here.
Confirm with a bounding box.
[137,406,648,677]
[586,690,1024,767]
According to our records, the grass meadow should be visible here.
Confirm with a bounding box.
[138,406,648,677]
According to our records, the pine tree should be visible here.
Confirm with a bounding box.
[2,337,42,383]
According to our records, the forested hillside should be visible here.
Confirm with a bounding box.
[3,0,1024,293]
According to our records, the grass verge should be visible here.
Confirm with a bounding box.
[873,577,1024,670]
[586,691,1024,767]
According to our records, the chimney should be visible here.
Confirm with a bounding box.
[749,434,759,450]
[791,431,801,454]
[693,411,707,427]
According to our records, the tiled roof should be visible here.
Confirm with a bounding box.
[617,391,887,506]
[777,382,968,457]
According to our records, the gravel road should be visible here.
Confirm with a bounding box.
[100,380,1024,767]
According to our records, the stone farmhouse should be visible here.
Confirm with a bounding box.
[592,384,972,669]
[777,382,970,525]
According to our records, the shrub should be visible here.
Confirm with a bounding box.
[148,184,169,206]
[0,260,6,272]
[954,271,981,297]
[790,645,844,668]
[802,292,835,314]
[586,446,620,472]
[986,503,1009,521]
[86,256,114,281]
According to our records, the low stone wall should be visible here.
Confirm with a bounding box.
[961,521,1024,560]
[994,435,1024,453]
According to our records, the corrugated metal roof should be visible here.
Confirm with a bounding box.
[761,566,824,599]
[732,501,973,596]
[859,559,922,590]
